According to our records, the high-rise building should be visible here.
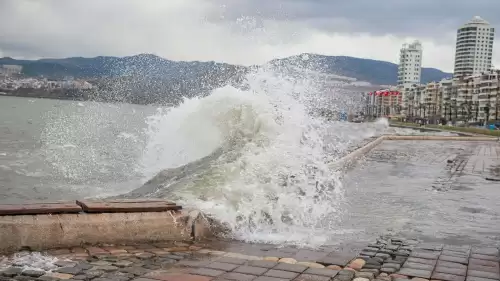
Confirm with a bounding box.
[453,16,495,77]
[397,40,423,88]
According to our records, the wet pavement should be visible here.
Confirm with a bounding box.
[335,140,500,247]
[1,239,500,281]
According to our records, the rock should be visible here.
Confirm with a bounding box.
[363,264,381,270]
[297,262,325,268]
[412,278,429,281]
[2,268,22,277]
[21,270,45,278]
[328,265,343,270]
[278,258,297,264]
[348,259,366,270]
[353,278,370,281]
[263,257,279,262]
[344,267,357,272]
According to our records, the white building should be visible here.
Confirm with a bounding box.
[453,16,495,77]
[397,40,423,88]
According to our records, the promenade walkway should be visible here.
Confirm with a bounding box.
[1,238,500,281]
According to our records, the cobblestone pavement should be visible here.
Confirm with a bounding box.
[1,238,500,281]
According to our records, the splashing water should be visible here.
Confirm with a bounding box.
[132,67,377,246]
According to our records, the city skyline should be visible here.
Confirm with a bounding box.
[0,0,499,72]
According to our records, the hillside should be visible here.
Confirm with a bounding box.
[0,53,451,85]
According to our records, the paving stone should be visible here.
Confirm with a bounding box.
[375,254,391,260]
[466,277,500,281]
[21,270,44,278]
[472,248,499,257]
[431,272,465,281]
[442,251,470,258]
[90,262,112,267]
[163,256,183,261]
[294,274,330,281]
[360,269,379,274]
[190,268,225,277]
[470,254,499,262]
[76,263,94,271]
[365,258,382,266]
[319,254,355,266]
[119,267,149,276]
[40,273,74,280]
[439,256,468,265]
[91,266,118,273]
[383,263,401,270]
[443,246,471,254]
[247,261,278,269]
[206,262,239,271]
[56,268,82,276]
[435,266,467,276]
[436,261,467,270]
[469,259,499,268]
[354,271,374,280]
[304,268,338,278]
[402,262,434,271]
[176,260,210,268]
[334,275,354,281]
[377,250,394,255]
[82,270,104,279]
[468,264,500,273]
[273,263,307,273]
[218,272,257,281]
[216,258,248,265]
[386,245,400,251]
[467,270,500,280]
[410,251,439,260]
[338,270,355,278]
[71,275,87,280]
[233,266,268,276]
[129,278,157,281]
[380,268,397,274]
[398,268,432,279]
[360,252,377,258]
[55,261,78,268]
[264,269,298,279]
[406,258,436,266]
[14,276,34,281]
[2,268,22,277]
[395,251,410,257]
[253,277,289,281]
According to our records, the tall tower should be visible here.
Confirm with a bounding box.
[397,40,423,88]
[453,16,495,77]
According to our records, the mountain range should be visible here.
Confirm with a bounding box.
[1,53,451,86]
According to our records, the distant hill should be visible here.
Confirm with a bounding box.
[0,53,452,86]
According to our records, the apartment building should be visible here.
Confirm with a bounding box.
[402,70,499,123]
[397,41,423,88]
[453,16,495,77]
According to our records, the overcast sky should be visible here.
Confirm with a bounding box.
[0,0,499,72]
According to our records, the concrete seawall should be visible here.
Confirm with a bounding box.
[0,200,214,254]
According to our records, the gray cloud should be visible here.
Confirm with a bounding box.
[209,0,500,38]
[0,0,499,71]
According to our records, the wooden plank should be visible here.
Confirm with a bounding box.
[0,202,82,216]
[76,199,182,213]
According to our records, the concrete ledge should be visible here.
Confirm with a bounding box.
[331,135,386,170]
[0,208,214,254]
[383,135,497,141]
[331,134,498,171]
